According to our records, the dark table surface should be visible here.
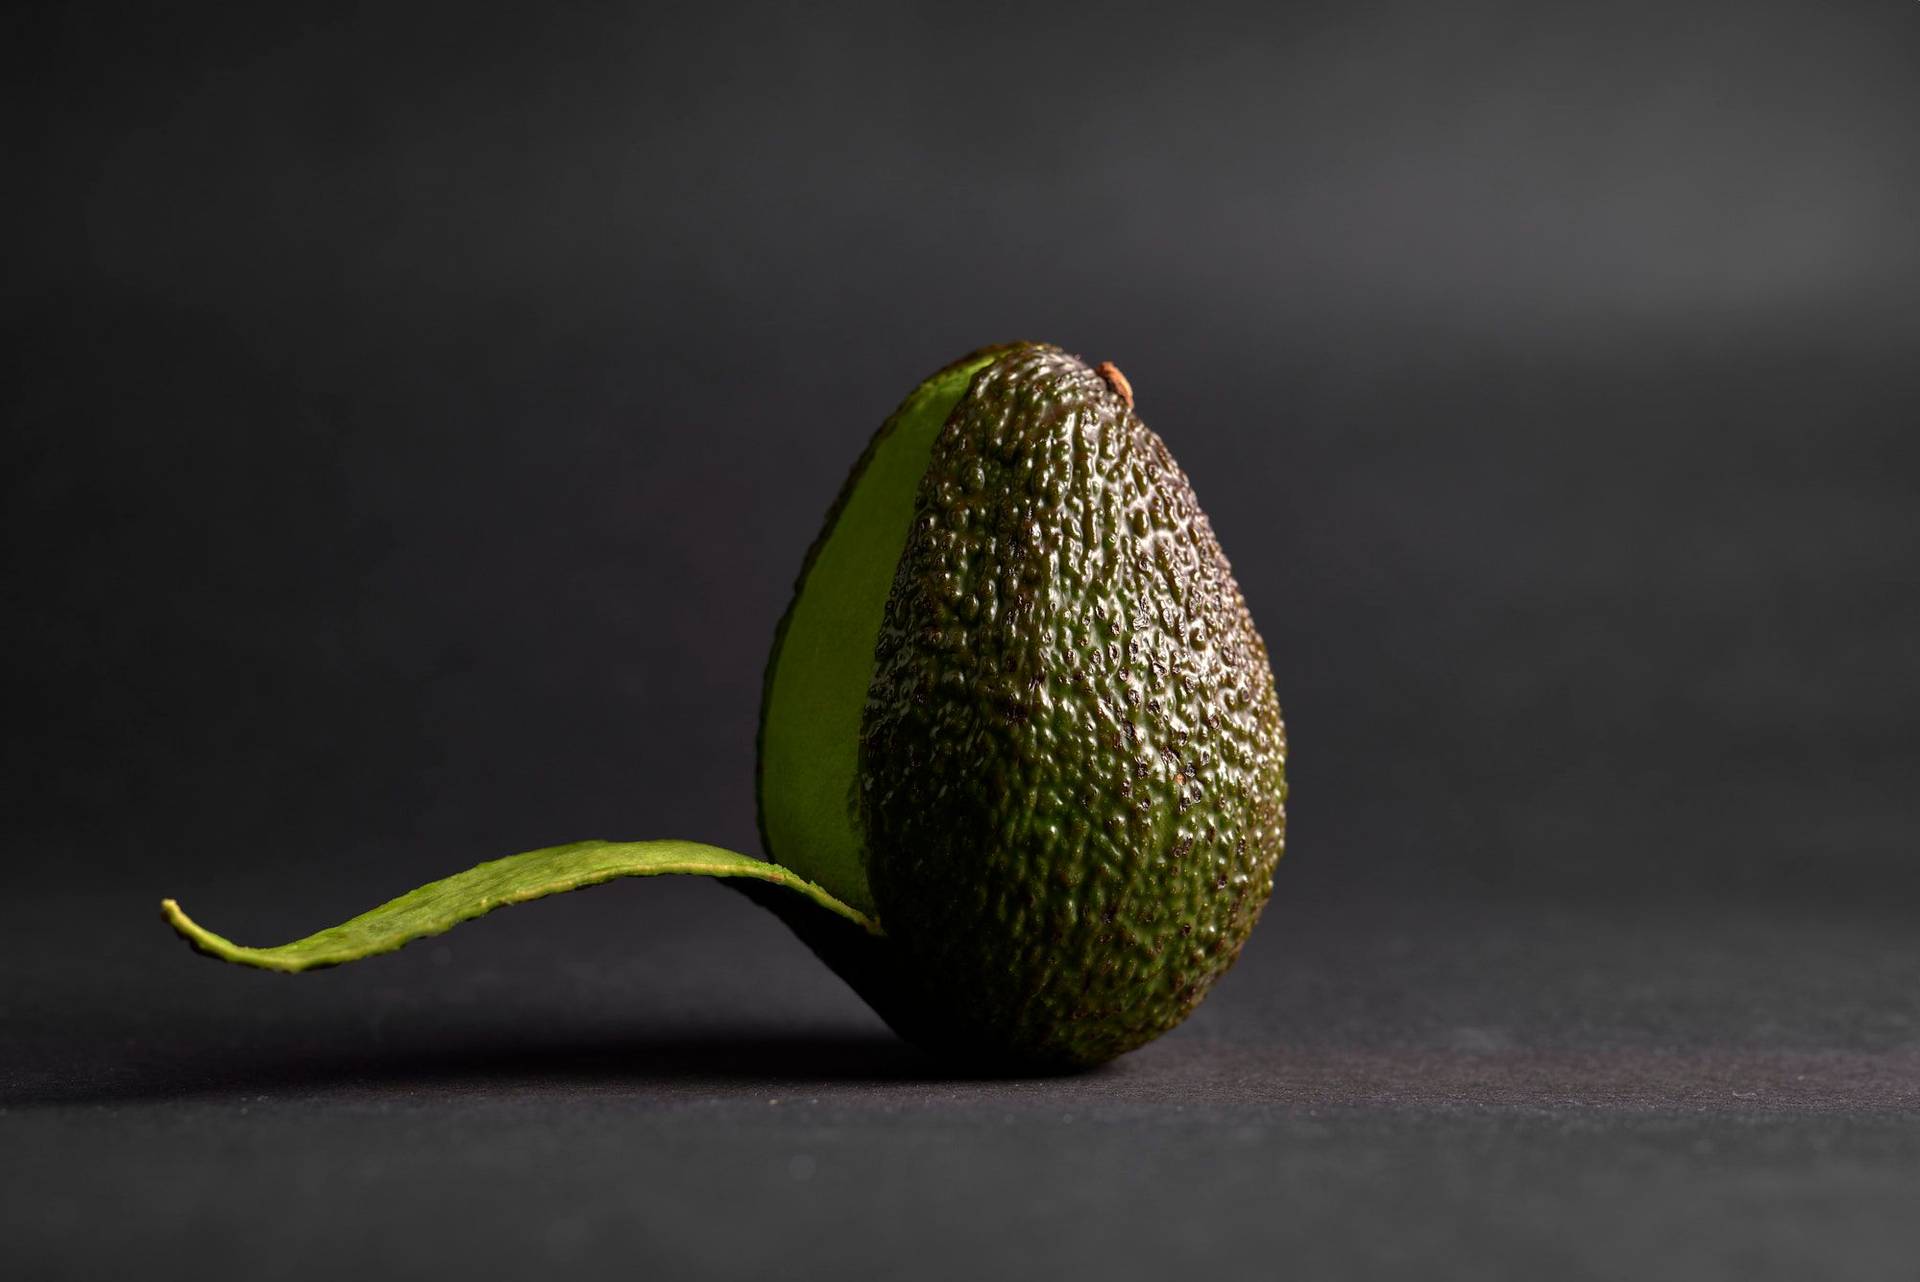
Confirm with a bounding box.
[5,872,1916,1281]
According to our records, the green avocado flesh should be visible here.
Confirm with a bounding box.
[157,341,1287,1072]
[756,352,1003,917]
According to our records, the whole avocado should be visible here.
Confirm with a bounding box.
[160,341,1288,1073]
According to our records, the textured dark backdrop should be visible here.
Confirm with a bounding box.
[6,2,1920,1278]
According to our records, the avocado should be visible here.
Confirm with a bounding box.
[160,342,1288,1071]
[760,343,1286,1066]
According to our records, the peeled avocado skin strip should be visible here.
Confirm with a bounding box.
[161,840,878,973]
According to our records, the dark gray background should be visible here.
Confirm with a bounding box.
[6,1,1919,1278]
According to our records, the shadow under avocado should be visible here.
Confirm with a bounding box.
[4,1024,1103,1109]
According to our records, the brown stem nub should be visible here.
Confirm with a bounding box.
[1094,361,1134,410]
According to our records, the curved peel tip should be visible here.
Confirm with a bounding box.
[161,897,301,971]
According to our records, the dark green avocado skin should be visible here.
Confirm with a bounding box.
[859,344,1288,1068]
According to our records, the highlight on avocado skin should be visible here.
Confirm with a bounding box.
[162,341,1288,1071]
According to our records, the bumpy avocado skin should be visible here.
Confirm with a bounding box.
[860,345,1288,1068]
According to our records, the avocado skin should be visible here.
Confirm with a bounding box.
[860,344,1288,1068]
